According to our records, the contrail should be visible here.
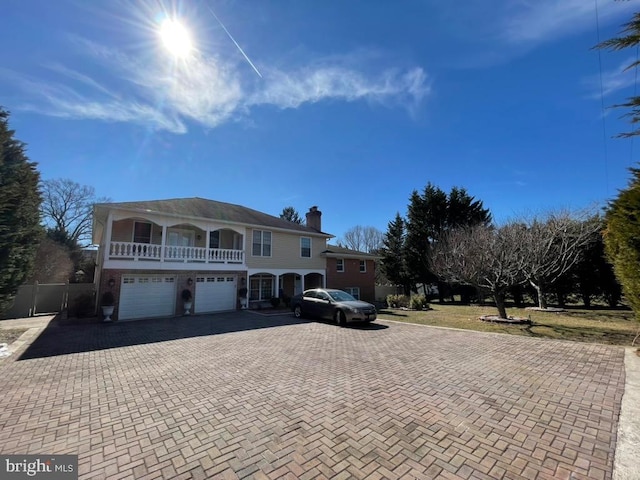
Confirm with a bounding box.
[205,3,262,78]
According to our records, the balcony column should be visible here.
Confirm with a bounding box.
[104,212,113,265]
[161,225,167,262]
[205,228,210,263]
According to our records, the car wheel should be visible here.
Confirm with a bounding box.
[335,310,346,326]
[294,305,303,318]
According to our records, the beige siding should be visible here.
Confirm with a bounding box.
[246,229,326,270]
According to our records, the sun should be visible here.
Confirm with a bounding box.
[159,18,193,57]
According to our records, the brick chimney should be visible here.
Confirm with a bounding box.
[306,206,322,232]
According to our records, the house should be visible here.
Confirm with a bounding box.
[322,245,381,303]
[92,198,332,321]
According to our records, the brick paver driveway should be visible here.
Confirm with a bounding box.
[0,313,625,479]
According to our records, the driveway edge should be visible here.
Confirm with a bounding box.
[614,347,640,480]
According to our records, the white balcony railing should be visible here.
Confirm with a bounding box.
[109,242,244,264]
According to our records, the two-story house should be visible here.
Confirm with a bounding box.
[92,198,331,321]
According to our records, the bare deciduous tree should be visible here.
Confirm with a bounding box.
[27,237,74,283]
[41,179,108,247]
[431,224,525,319]
[338,225,384,253]
[519,211,601,309]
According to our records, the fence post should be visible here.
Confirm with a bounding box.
[31,281,39,317]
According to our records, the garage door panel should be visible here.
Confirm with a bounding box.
[119,276,176,320]
[195,276,236,313]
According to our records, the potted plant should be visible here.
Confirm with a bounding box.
[181,289,193,315]
[101,291,115,322]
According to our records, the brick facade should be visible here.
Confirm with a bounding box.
[325,257,376,303]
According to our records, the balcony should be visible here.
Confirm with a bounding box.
[108,242,244,264]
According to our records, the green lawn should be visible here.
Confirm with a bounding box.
[378,304,639,345]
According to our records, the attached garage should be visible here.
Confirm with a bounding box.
[119,275,176,320]
[195,276,237,313]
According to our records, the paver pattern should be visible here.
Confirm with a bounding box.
[0,312,625,479]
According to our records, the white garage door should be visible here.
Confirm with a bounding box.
[195,276,236,313]
[119,275,176,320]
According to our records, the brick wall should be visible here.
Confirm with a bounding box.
[325,258,376,303]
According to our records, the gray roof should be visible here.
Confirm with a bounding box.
[322,245,381,259]
[95,197,330,236]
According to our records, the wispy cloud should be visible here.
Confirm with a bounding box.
[7,35,429,134]
[503,0,640,45]
[583,57,638,99]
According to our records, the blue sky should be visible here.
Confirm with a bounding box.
[2,0,640,239]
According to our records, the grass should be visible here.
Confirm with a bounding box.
[378,303,639,345]
[0,328,28,345]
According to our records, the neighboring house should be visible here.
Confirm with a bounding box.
[92,199,332,321]
[322,245,381,303]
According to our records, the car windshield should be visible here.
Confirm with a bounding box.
[328,290,356,302]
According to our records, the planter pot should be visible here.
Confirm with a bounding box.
[102,305,115,322]
[183,301,192,315]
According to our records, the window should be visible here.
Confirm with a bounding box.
[210,231,220,249]
[344,287,360,300]
[300,237,311,258]
[133,222,152,244]
[359,260,367,273]
[336,259,344,272]
[167,228,194,246]
[252,230,272,256]
[250,275,274,300]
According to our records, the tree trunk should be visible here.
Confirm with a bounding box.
[556,288,566,308]
[494,291,508,319]
[530,281,547,309]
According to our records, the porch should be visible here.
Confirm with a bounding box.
[103,217,245,267]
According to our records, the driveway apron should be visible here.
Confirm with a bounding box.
[0,313,625,479]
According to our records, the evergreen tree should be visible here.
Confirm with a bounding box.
[380,213,412,294]
[405,184,446,291]
[279,206,303,224]
[0,108,42,314]
[604,167,640,320]
[405,183,491,298]
[596,13,640,137]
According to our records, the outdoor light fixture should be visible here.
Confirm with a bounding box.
[187,278,193,286]
[108,278,116,288]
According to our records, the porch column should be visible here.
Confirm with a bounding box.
[322,272,326,288]
[161,225,167,262]
[300,274,305,293]
[103,212,113,265]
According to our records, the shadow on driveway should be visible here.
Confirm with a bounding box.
[18,312,313,360]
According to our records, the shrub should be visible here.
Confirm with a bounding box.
[181,289,192,302]
[101,291,115,306]
[386,294,410,308]
[270,297,280,308]
[410,294,429,311]
[70,293,94,318]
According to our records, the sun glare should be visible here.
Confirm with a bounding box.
[159,18,193,57]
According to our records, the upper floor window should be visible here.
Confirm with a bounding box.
[252,230,272,257]
[210,231,220,249]
[167,228,194,247]
[300,237,311,258]
[359,260,366,273]
[336,259,344,272]
[133,221,152,244]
